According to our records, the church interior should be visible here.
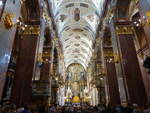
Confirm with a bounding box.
[0,0,150,112]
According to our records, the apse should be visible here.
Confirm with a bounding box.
[65,63,86,98]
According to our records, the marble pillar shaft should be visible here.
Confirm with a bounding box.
[116,22,147,105]
[105,56,121,105]
[110,19,127,103]
[11,34,39,105]
[40,47,52,80]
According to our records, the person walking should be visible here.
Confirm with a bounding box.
[20,105,31,113]
[143,103,150,113]
[123,103,133,113]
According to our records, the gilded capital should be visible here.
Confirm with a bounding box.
[116,26,133,35]
[21,25,40,35]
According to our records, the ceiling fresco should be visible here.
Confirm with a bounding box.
[50,0,105,70]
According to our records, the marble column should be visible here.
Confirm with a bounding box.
[39,37,53,105]
[105,54,121,106]
[40,43,52,81]
[115,21,147,105]
[11,25,40,106]
[110,19,127,103]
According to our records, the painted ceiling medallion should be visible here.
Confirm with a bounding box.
[72,29,83,32]
[74,60,78,63]
[65,45,70,49]
[73,49,80,53]
[74,44,80,47]
[74,56,78,58]
[83,33,87,36]
[60,15,67,22]
[74,8,80,21]
[75,36,80,39]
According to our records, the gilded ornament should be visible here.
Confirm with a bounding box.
[104,51,120,63]
[21,25,40,35]
[42,53,51,57]
[146,11,150,18]
[37,53,43,63]
[3,13,15,29]
[72,96,80,103]
[116,26,133,35]
[144,19,150,28]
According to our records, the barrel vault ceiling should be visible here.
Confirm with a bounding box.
[50,0,105,70]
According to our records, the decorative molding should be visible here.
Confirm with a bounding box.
[21,25,40,35]
[104,51,120,63]
[142,11,150,28]
[116,26,134,35]
[143,19,150,28]
[103,50,113,57]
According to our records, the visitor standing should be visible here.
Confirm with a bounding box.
[20,105,31,113]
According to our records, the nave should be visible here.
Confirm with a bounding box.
[0,0,150,113]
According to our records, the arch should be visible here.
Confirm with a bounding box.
[54,0,97,15]
[67,63,85,71]
[116,0,131,19]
